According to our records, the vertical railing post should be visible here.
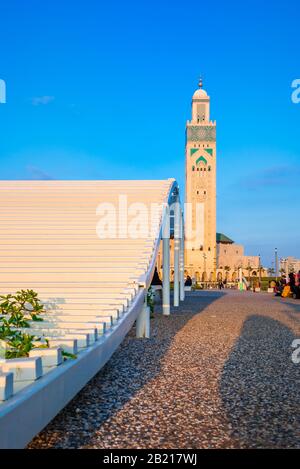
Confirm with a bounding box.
[136,293,150,338]
[162,204,170,316]
[173,198,180,307]
[180,211,185,301]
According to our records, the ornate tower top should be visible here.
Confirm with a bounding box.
[192,78,209,101]
[191,78,211,122]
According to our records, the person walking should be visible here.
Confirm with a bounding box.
[296,270,300,287]
[185,275,192,287]
[151,267,162,286]
[289,272,296,294]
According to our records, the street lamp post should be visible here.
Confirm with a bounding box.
[203,253,207,286]
[214,244,217,284]
[275,248,278,281]
[247,259,251,283]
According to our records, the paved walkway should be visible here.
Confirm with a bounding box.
[29,290,300,449]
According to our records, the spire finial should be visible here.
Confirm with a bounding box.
[199,76,203,88]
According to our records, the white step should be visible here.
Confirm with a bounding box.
[19,324,99,344]
[44,312,115,322]
[47,338,78,354]
[0,273,138,282]
[0,238,154,245]
[47,331,93,347]
[41,315,115,327]
[0,266,142,275]
[28,320,106,335]
[42,302,123,313]
[42,296,130,307]
[19,329,89,350]
[0,283,137,292]
[0,256,148,262]
[40,291,132,298]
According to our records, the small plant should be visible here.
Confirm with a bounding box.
[4,332,48,359]
[147,287,155,317]
[0,289,77,361]
[0,321,14,339]
[0,289,48,359]
[0,289,45,325]
[62,350,77,361]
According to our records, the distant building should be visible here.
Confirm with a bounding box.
[280,257,300,275]
[216,233,260,282]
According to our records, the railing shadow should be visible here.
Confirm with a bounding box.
[219,314,300,448]
[28,291,226,448]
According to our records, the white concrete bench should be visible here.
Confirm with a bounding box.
[1,357,43,394]
[29,347,63,369]
[0,372,14,401]
[0,179,182,447]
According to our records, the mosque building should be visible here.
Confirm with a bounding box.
[184,79,260,283]
[157,79,261,284]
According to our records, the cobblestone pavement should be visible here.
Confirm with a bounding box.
[28,290,300,449]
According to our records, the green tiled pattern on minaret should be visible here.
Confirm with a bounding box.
[187,126,216,142]
[196,156,208,165]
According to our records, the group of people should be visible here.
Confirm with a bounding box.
[274,271,300,299]
[152,268,300,299]
[185,276,227,289]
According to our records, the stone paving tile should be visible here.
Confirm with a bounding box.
[28,290,300,449]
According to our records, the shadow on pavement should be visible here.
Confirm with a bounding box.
[29,291,225,448]
[220,314,300,448]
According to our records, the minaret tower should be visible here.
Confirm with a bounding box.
[185,78,217,281]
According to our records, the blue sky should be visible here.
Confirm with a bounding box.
[0,0,299,266]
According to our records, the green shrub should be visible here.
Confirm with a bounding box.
[0,289,47,359]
